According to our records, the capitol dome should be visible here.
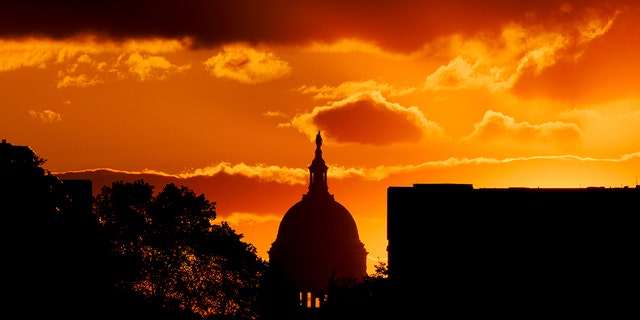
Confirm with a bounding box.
[276,195,362,250]
[268,131,367,308]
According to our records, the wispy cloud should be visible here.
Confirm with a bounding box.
[57,74,104,88]
[203,44,291,84]
[423,11,618,92]
[221,212,282,226]
[54,151,640,184]
[328,152,640,181]
[59,162,308,185]
[28,109,62,123]
[124,52,190,81]
[0,37,191,87]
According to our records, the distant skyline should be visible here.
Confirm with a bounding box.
[2,1,640,273]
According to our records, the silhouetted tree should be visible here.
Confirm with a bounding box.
[319,261,391,319]
[255,261,299,320]
[95,180,267,319]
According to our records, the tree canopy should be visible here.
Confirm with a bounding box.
[95,180,267,319]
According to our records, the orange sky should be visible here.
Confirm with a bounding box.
[2,0,639,274]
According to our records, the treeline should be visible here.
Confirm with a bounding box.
[0,155,390,320]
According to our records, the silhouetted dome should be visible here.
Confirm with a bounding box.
[274,195,363,250]
[267,132,367,303]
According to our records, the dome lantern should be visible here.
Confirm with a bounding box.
[307,131,329,197]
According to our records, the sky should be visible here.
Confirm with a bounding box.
[2,0,640,274]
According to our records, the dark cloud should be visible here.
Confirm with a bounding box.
[0,0,629,51]
[313,98,424,145]
[0,1,262,46]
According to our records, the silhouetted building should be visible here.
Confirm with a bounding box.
[1,139,106,317]
[268,132,367,315]
[1,138,93,216]
[1,138,46,177]
[387,183,639,317]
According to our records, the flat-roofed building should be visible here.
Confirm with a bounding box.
[387,183,638,317]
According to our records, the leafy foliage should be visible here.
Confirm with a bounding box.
[95,180,267,319]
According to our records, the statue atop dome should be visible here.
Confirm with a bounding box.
[308,130,329,197]
[315,131,323,148]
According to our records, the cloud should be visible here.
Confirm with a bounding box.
[57,74,104,88]
[54,151,640,186]
[263,110,289,119]
[28,109,62,123]
[61,162,308,185]
[124,53,190,81]
[203,44,291,84]
[0,37,191,87]
[0,1,629,52]
[514,7,639,101]
[423,9,619,92]
[0,38,59,71]
[289,91,447,145]
[463,110,583,150]
[425,55,514,92]
[55,52,106,87]
[322,151,640,182]
[184,162,307,185]
[222,212,282,227]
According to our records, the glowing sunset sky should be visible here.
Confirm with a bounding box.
[2,0,639,274]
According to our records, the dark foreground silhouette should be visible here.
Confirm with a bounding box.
[0,139,384,320]
[4,138,637,319]
[1,140,268,319]
[387,183,639,317]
